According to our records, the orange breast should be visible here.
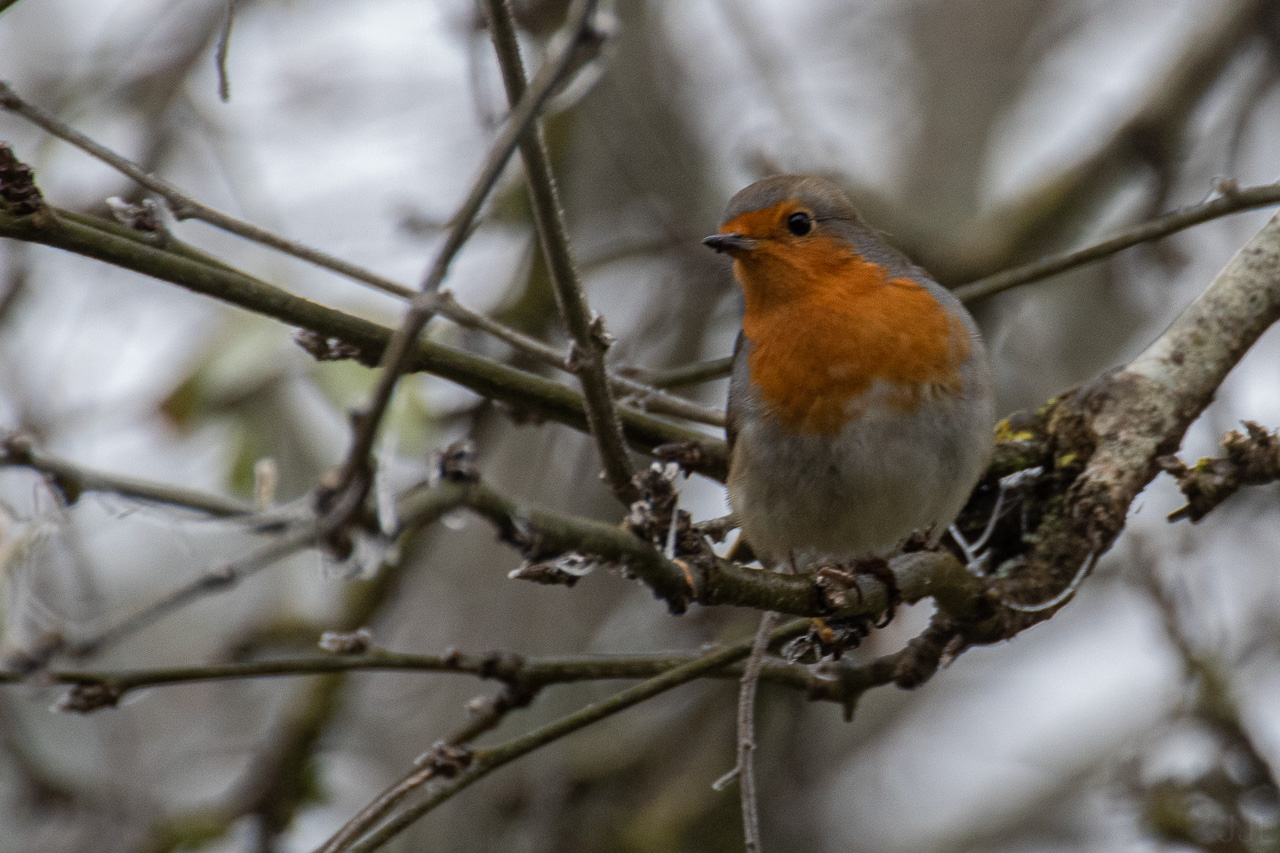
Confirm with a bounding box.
[736,245,971,435]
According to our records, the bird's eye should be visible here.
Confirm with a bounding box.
[786,211,812,236]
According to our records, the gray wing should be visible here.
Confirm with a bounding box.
[725,330,751,456]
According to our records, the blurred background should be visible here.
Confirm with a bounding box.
[3,0,1280,850]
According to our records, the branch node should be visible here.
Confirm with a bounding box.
[294,329,367,363]
[439,440,480,483]
[508,554,594,586]
[0,143,47,217]
[54,682,123,714]
[318,627,375,655]
[411,740,473,778]
[587,312,614,348]
[105,196,162,233]
[1161,421,1280,522]
[653,440,718,476]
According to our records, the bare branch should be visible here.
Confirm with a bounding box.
[735,611,777,853]
[0,81,415,301]
[436,291,725,426]
[1,87,721,427]
[214,0,237,102]
[623,356,734,390]
[974,208,1280,632]
[484,0,638,503]
[0,205,727,475]
[329,618,812,853]
[319,0,618,526]
[979,0,1272,270]
[0,430,255,518]
[954,181,1280,302]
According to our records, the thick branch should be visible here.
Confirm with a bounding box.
[982,208,1280,630]
[396,477,987,621]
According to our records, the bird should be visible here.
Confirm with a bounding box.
[703,174,996,574]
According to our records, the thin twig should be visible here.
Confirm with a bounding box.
[5,645,827,696]
[1,431,255,518]
[64,525,317,660]
[215,0,238,102]
[955,180,1280,301]
[484,0,637,504]
[320,0,612,523]
[0,81,414,301]
[0,205,725,469]
[736,611,778,853]
[330,619,812,853]
[0,85,719,425]
[438,291,725,426]
[314,680,534,853]
[626,356,735,389]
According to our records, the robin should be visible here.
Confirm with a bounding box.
[704,174,996,574]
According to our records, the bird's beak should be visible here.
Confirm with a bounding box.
[702,232,758,254]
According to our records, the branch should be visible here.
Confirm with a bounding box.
[954,181,1280,302]
[14,644,834,711]
[435,291,725,426]
[0,430,255,518]
[972,207,1280,635]
[329,618,812,853]
[979,0,1271,271]
[623,356,734,390]
[1158,421,1280,522]
[320,0,611,525]
[485,0,637,504]
[0,205,727,476]
[396,471,988,621]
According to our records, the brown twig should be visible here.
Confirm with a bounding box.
[484,0,637,504]
[954,180,1280,302]
[2,84,720,426]
[735,611,777,853]
[436,291,725,426]
[0,430,256,518]
[318,0,614,528]
[329,618,811,853]
[214,0,238,102]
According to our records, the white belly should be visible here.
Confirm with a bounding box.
[728,381,993,566]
